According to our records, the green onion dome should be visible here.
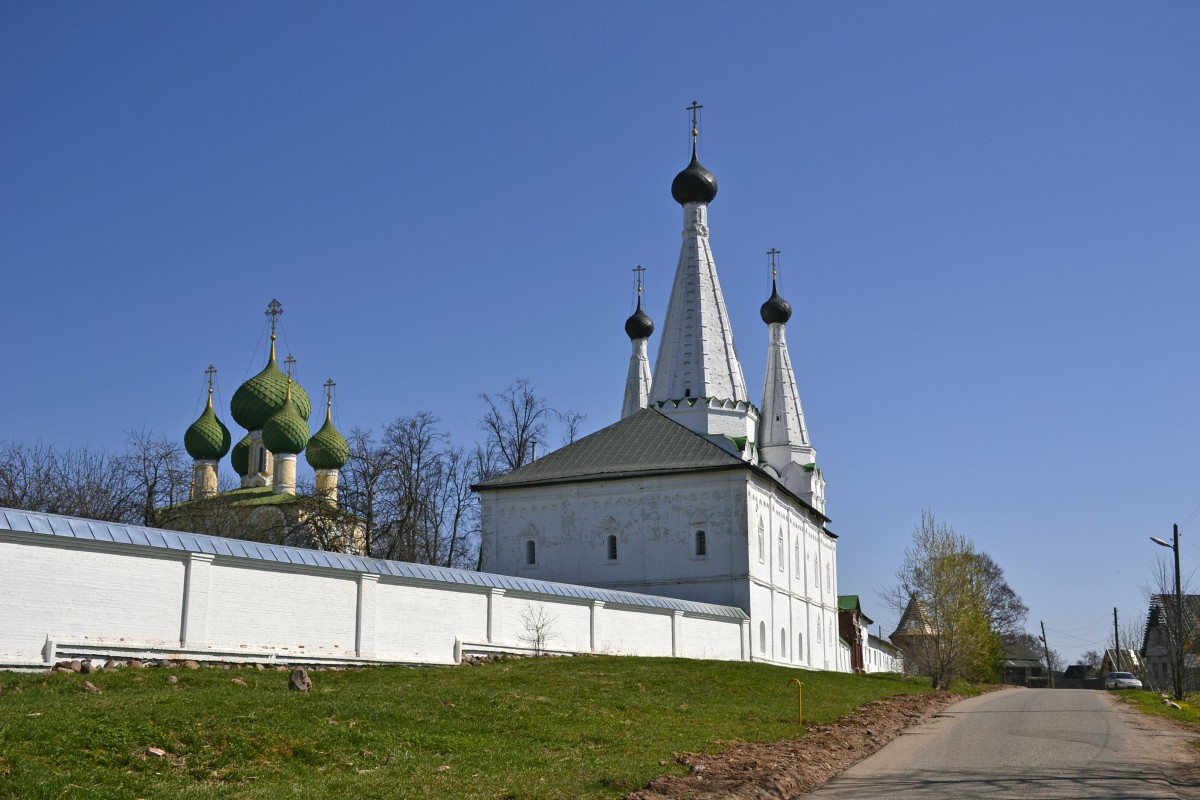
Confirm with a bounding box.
[230,341,312,431]
[306,408,349,470]
[261,387,309,455]
[184,397,232,460]
[230,433,252,477]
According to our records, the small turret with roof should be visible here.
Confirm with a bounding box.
[185,365,232,500]
[650,101,757,453]
[307,379,349,504]
[756,249,824,513]
[621,266,655,419]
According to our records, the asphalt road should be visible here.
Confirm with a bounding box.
[809,688,1199,799]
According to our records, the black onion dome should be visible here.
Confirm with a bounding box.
[624,299,654,340]
[760,281,792,324]
[671,145,718,205]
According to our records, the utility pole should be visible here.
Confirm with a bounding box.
[1040,621,1054,688]
[1113,607,1121,672]
[1151,523,1185,701]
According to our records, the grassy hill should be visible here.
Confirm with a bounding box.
[0,656,935,799]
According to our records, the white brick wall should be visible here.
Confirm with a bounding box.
[0,528,747,668]
[0,538,185,660]
[206,563,358,655]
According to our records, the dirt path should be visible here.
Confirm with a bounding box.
[626,690,964,800]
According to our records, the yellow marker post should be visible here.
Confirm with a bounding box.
[789,678,803,725]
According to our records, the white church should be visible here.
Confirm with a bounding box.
[476,121,841,670]
[0,113,869,674]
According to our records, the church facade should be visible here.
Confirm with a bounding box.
[478,119,842,669]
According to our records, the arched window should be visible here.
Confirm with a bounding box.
[815,555,821,587]
[606,534,618,561]
[798,632,805,661]
[694,530,707,557]
[525,540,536,566]
[827,563,832,587]
[794,540,800,574]
[817,618,823,643]
[759,621,766,653]
[757,522,765,563]
[780,628,787,658]
[777,531,784,570]
[257,446,266,474]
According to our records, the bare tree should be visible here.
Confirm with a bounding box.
[556,409,588,446]
[479,378,550,472]
[339,428,395,558]
[518,603,558,656]
[0,441,63,512]
[121,430,190,525]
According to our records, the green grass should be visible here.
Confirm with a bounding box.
[0,657,936,799]
[1116,689,1200,731]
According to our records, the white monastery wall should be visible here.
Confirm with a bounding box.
[206,562,359,654]
[371,580,487,661]
[0,538,185,660]
[598,607,674,656]
[681,615,747,661]
[499,593,593,653]
[0,513,747,669]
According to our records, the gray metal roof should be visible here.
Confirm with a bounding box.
[475,407,746,489]
[0,507,747,620]
[474,407,832,525]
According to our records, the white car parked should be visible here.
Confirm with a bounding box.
[1103,671,1143,690]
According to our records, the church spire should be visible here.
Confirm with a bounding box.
[651,103,756,446]
[621,266,655,418]
[756,250,823,512]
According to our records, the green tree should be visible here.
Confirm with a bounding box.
[884,511,1025,688]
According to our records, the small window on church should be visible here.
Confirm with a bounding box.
[695,530,707,557]
[777,532,784,570]
[257,446,266,474]
[757,523,765,563]
[525,540,536,566]
[606,534,618,561]
[780,628,787,658]
[759,621,766,654]
[798,632,804,660]
[817,619,823,643]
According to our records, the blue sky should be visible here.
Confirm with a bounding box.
[4,2,1198,663]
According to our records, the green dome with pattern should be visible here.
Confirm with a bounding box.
[231,433,252,477]
[184,400,232,460]
[230,344,312,431]
[262,392,309,455]
[306,411,349,470]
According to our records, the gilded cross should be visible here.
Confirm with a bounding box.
[204,364,217,395]
[284,354,296,379]
[767,247,781,280]
[633,264,646,297]
[687,100,703,141]
[265,299,284,338]
[323,378,336,410]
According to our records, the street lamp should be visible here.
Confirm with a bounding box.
[1150,523,1184,701]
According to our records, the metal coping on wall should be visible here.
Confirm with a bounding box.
[0,507,748,620]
